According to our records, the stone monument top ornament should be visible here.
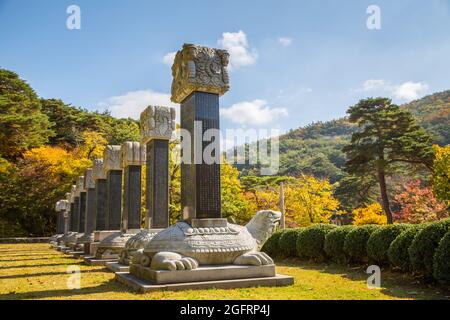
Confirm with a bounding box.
[55,200,69,212]
[140,106,176,144]
[92,159,106,180]
[170,43,230,103]
[70,185,76,203]
[103,145,122,174]
[84,168,95,189]
[75,176,85,197]
[121,141,146,167]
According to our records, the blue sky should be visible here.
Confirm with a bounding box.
[1,0,450,135]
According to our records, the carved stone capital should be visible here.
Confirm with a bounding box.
[56,200,70,212]
[103,145,122,174]
[84,168,95,189]
[171,43,230,103]
[75,176,85,196]
[93,159,106,180]
[65,192,71,203]
[140,106,176,144]
[121,141,146,167]
[70,185,76,203]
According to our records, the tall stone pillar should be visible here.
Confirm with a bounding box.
[77,176,86,233]
[103,145,123,230]
[171,44,229,222]
[80,169,96,252]
[140,106,176,228]
[121,142,146,231]
[64,193,71,234]
[69,185,76,232]
[93,159,107,231]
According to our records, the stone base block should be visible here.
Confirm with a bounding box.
[116,271,294,293]
[94,230,120,242]
[67,251,84,257]
[130,264,277,285]
[72,251,85,258]
[84,256,119,266]
[89,242,99,256]
[106,262,130,273]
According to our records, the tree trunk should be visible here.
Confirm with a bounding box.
[377,164,393,224]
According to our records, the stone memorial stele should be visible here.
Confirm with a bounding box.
[96,145,128,260]
[118,113,175,266]
[50,199,68,247]
[78,168,96,254]
[63,185,78,249]
[119,44,293,291]
[66,177,84,251]
[74,176,86,252]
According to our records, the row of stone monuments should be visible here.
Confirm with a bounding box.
[50,44,293,292]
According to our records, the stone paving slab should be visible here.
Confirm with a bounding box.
[116,272,294,293]
[84,256,119,266]
[106,262,130,272]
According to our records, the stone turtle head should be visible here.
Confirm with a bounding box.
[245,210,281,251]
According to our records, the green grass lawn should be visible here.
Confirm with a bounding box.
[0,243,448,300]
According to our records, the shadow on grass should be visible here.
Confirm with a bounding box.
[0,268,106,280]
[275,258,450,300]
[0,262,82,270]
[0,279,133,300]
[0,256,71,262]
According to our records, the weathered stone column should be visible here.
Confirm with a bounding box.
[171,44,229,222]
[121,142,146,231]
[77,176,86,233]
[140,106,175,228]
[93,159,107,231]
[64,193,71,234]
[103,146,122,230]
[69,185,76,232]
[73,182,81,233]
[79,169,96,253]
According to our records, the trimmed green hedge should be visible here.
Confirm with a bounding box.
[296,224,336,261]
[388,225,424,271]
[278,228,303,257]
[262,219,450,284]
[261,229,286,258]
[409,219,450,276]
[324,226,353,264]
[433,229,450,283]
[367,224,410,265]
[343,225,381,263]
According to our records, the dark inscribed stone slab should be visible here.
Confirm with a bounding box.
[73,196,80,232]
[69,202,75,232]
[85,188,96,233]
[123,165,142,230]
[95,179,107,230]
[181,91,221,219]
[146,139,169,228]
[106,170,122,230]
[79,192,86,233]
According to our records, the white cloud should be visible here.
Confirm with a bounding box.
[357,79,429,102]
[218,30,257,69]
[162,51,176,66]
[278,37,292,46]
[99,89,178,121]
[220,99,287,126]
[392,81,429,101]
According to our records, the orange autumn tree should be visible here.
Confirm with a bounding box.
[393,179,448,224]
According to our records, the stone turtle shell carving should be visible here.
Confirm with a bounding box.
[143,222,256,265]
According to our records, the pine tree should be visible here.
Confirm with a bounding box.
[343,98,434,224]
[0,69,53,160]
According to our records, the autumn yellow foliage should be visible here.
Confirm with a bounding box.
[352,203,387,225]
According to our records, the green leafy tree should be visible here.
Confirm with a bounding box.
[0,69,53,160]
[343,98,434,224]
